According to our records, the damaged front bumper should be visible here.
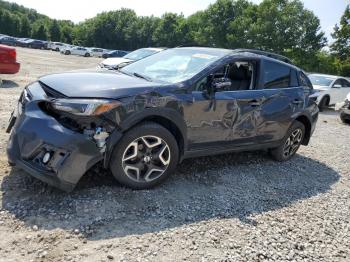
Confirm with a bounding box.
[339,99,350,121]
[6,83,117,192]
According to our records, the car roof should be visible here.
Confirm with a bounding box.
[143,47,165,52]
[174,47,299,70]
[308,73,340,79]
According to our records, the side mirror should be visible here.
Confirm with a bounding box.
[211,77,232,92]
[333,84,342,88]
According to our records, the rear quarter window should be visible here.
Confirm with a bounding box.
[299,72,313,89]
[263,60,291,89]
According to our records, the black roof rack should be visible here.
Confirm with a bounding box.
[233,49,293,65]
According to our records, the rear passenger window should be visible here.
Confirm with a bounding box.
[290,69,299,87]
[263,61,290,89]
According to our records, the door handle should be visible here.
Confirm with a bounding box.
[292,99,303,105]
[249,99,262,107]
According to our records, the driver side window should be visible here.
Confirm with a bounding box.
[194,61,255,92]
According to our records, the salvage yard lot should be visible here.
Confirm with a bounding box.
[0,47,349,261]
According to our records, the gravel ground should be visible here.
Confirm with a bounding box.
[0,47,349,262]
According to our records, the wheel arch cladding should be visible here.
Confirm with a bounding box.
[104,110,187,167]
[295,115,311,145]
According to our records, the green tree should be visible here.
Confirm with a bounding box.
[152,13,191,47]
[0,9,20,35]
[31,23,48,40]
[331,5,350,61]
[49,19,62,41]
[19,16,31,37]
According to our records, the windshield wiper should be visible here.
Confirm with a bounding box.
[133,72,152,82]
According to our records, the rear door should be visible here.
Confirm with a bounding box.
[255,60,303,143]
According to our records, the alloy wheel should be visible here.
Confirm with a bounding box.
[283,128,303,157]
[122,135,171,183]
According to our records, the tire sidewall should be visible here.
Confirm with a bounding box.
[319,96,329,111]
[109,123,179,189]
[271,121,305,161]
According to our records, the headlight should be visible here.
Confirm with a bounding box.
[51,99,120,116]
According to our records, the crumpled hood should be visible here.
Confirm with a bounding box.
[39,70,159,99]
[101,57,132,67]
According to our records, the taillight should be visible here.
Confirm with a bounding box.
[8,49,16,60]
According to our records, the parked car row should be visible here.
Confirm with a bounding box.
[51,41,130,58]
[0,34,130,59]
[0,34,48,49]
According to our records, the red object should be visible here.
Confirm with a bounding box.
[0,44,20,74]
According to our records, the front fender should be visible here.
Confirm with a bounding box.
[104,107,188,168]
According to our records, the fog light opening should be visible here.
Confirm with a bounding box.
[42,152,52,164]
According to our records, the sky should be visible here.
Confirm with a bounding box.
[6,0,350,42]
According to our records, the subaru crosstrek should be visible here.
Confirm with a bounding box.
[7,47,319,191]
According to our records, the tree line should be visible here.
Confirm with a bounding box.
[1,0,350,76]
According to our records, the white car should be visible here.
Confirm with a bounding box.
[99,47,163,69]
[89,48,107,58]
[309,74,350,111]
[50,42,65,51]
[60,44,74,54]
[65,46,92,57]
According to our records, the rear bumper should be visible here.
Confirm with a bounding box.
[6,84,105,191]
[0,62,20,74]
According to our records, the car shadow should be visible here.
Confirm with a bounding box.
[0,79,19,88]
[1,151,339,240]
[319,107,338,115]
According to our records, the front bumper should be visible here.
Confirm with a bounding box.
[340,100,350,120]
[6,84,104,192]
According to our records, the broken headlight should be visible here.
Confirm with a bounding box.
[51,99,121,116]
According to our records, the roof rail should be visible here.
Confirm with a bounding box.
[234,49,293,65]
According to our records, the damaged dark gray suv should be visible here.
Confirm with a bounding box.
[7,47,319,192]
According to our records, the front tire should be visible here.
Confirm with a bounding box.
[340,112,349,124]
[109,122,179,189]
[85,53,90,57]
[318,96,329,112]
[270,121,305,162]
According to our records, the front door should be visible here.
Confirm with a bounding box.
[185,59,264,150]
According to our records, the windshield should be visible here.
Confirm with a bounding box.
[309,75,336,87]
[121,48,229,84]
[124,48,160,61]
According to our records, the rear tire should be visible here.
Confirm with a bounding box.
[85,53,90,57]
[270,121,305,162]
[340,112,349,124]
[109,122,179,189]
[318,96,329,112]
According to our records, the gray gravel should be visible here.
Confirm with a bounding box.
[0,48,349,261]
